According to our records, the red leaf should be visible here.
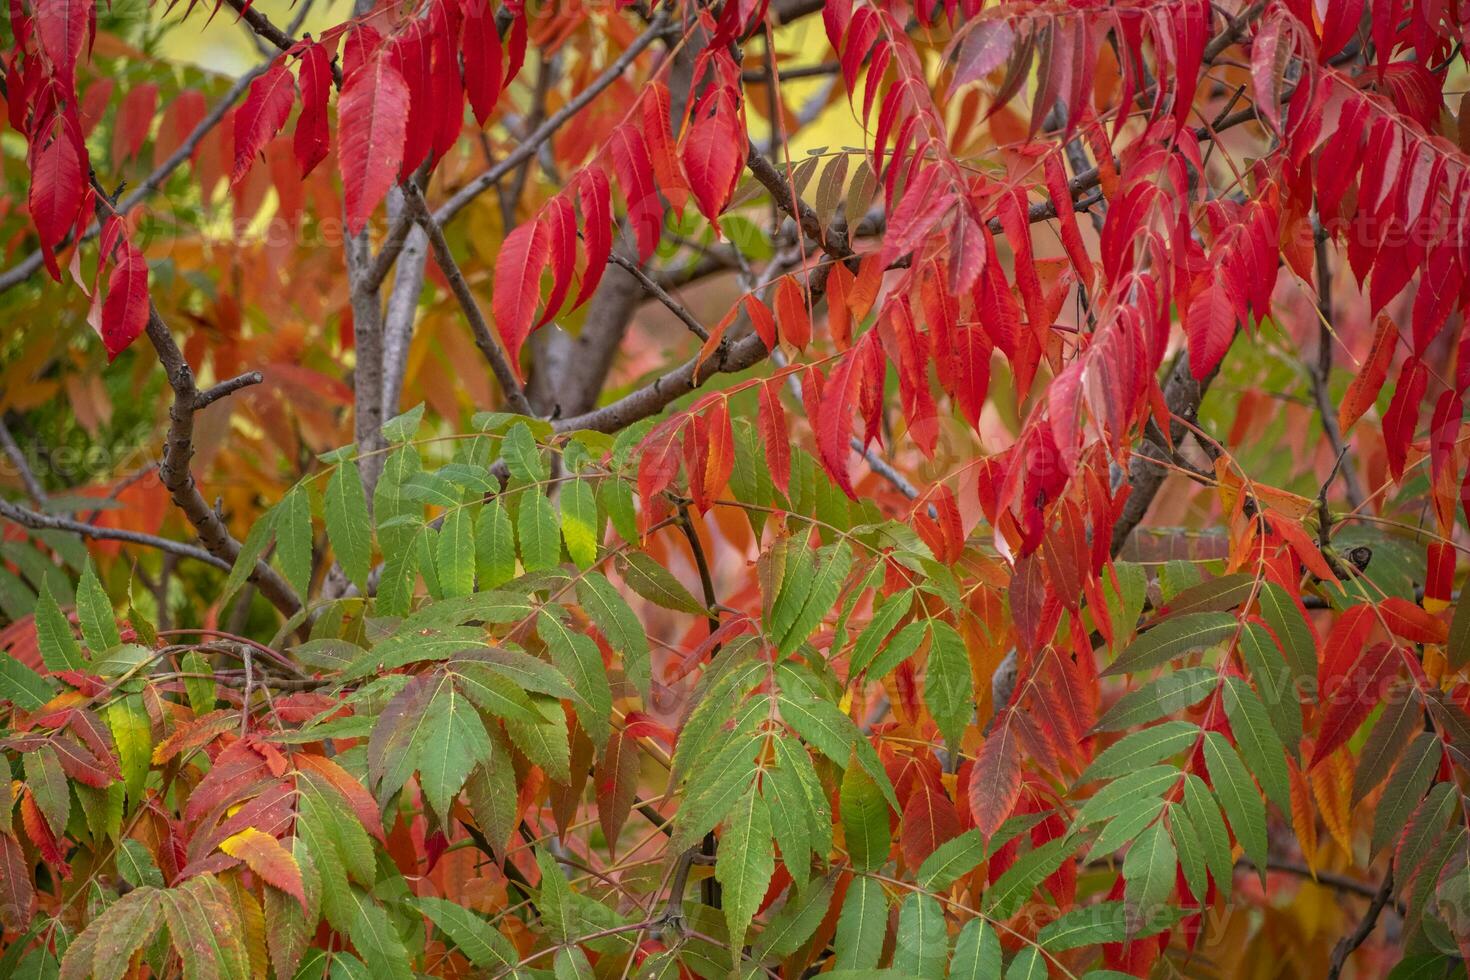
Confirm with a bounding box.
[608,125,661,262]
[744,295,777,351]
[596,732,639,857]
[28,112,84,259]
[572,167,611,308]
[0,832,35,931]
[220,827,307,909]
[758,379,790,496]
[816,336,870,499]
[463,0,505,125]
[1313,641,1401,766]
[294,41,332,178]
[773,276,811,351]
[1339,313,1397,432]
[969,710,1023,840]
[99,236,149,361]
[1382,356,1428,480]
[642,81,688,215]
[901,780,962,868]
[35,0,92,83]
[700,401,734,511]
[233,62,296,184]
[338,52,410,234]
[492,216,549,380]
[537,194,576,328]
[1378,597,1447,645]
[111,83,158,167]
[1184,279,1237,380]
[681,87,743,226]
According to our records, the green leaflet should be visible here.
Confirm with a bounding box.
[864,620,928,680]
[434,506,476,599]
[559,477,600,569]
[36,579,85,673]
[833,876,887,971]
[380,402,424,443]
[716,782,775,950]
[1371,733,1442,857]
[1038,901,1134,950]
[840,757,889,872]
[892,892,946,979]
[1092,668,1216,733]
[503,694,573,783]
[517,487,562,572]
[1182,772,1234,902]
[1201,733,1266,878]
[413,674,493,822]
[577,571,651,701]
[673,726,761,853]
[274,484,313,599]
[1005,948,1048,980]
[1237,622,1304,756]
[0,651,54,710]
[106,694,151,807]
[1072,766,1180,828]
[764,738,830,888]
[1122,820,1176,914]
[325,460,373,591]
[1221,675,1291,811]
[1354,694,1421,804]
[1101,561,1148,652]
[475,499,516,588]
[924,621,974,751]
[538,611,612,750]
[620,552,706,614]
[776,543,852,654]
[408,896,516,969]
[1155,572,1257,618]
[750,874,835,960]
[984,835,1072,920]
[501,421,548,484]
[1103,612,1237,676]
[949,917,1002,979]
[1170,806,1207,903]
[1255,583,1317,700]
[24,745,68,837]
[849,589,914,675]
[75,560,120,654]
[342,888,412,980]
[1077,721,1199,785]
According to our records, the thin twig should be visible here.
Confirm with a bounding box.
[0,417,47,505]
[1311,234,1367,509]
[0,497,229,569]
[606,253,710,341]
[1326,864,1395,980]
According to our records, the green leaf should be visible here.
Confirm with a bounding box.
[1371,732,1442,857]
[560,478,600,569]
[414,675,493,822]
[325,461,373,591]
[577,571,651,701]
[554,947,595,980]
[275,485,314,600]
[600,478,638,544]
[24,744,68,836]
[1038,901,1133,950]
[1170,806,1207,902]
[381,402,424,443]
[1449,594,1470,670]
[76,560,120,653]
[717,783,775,950]
[516,487,561,572]
[892,892,945,979]
[1201,731,1266,875]
[925,621,974,751]
[840,754,890,872]
[433,506,476,599]
[1103,612,1236,676]
[1101,561,1149,653]
[408,897,516,969]
[1237,622,1303,756]
[619,552,705,614]
[1077,721,1200,784]
[343,889,412,980]
[1073,766,1180,828]
[1122,820,1176,913]
[950,917,1002,979]
[1221,676,1291,811]
[776,543,852,654]
[984,835,1072,920]
[1005,948,1047,980]
[116,839,165,889]
[0,651,55,710]
[764,740,827,887]
[862,620,927,682]
[1182,773,1234,902]
[106,695,152,807]
[501,422,548,484]
[1092,668,1216,732]
[503,695,572,782]
[1156,573,1257,617]
[475,499,516,589]
[850,589,913,675]
[1354,694,1420,804]
[36,579,85,672]
[833,876,886,971]
[751,874,835,959]
[1256,583,1317,699]
[538,611,612,750]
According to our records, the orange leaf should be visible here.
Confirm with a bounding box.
[221,827,307,910]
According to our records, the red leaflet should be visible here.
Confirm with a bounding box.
[699,401,734,512]
[1043,153,1094,287]
[773,276,811,351]
[1379,597,1447,645]
[462,0,504,125]
[596,731,639,856]
[1313,642,1401,766]
[428,0,465,162]
[34,0,92,83]
[572,167,611,308]
[27,111,84,270]
[537,195,576,328]
[294,42,332,178]
[816,337,868,499]
[1382,356,1428,480]
[642,81,689,215]
[1339,314,1396,431]
[219,827,307,910]
[1250,16,1288,136]
[493,216,549,379]
[969,710,1023,840]
[608,125,660,262]
[947,19,1014,96]
[681,87,743,226]
[111,83,158,167]
[1184,279,1237,379]
[744,295,777,351]
[99,236,149,360]
[757,379,790,496]
[0,833,34,931]
[232,62,296,184]
[338,51,410,234]
[293,753,386,842]
[900,779,962,868]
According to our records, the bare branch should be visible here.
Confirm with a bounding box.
[0,417,47,506]
[606,253,710,341]
[196,371,265,410]
[1326,864,1395,980]
[0,497,229,570]
[401,184,536,417]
